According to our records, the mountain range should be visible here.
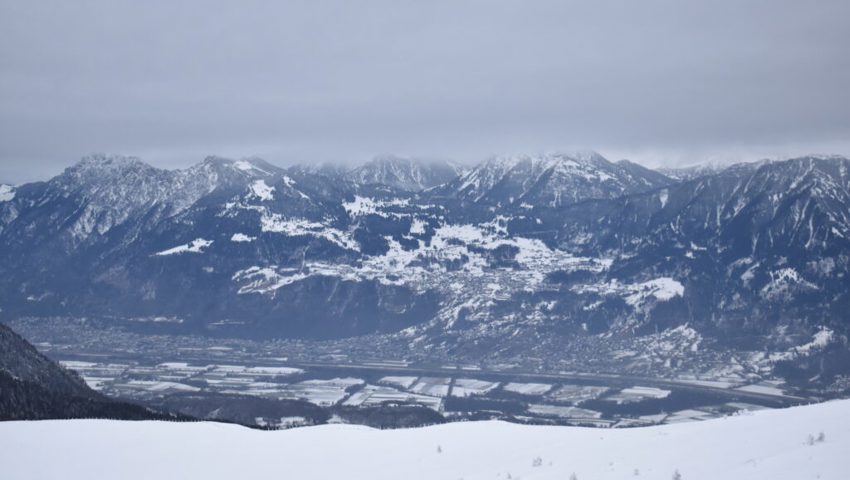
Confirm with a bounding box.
[1,151,848,382]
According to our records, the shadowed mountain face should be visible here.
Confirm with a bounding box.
[0,153,848,364]
[0,323,179,421]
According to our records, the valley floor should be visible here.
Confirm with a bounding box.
[1,400,848,480]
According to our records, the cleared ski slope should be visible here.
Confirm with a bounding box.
[1,400,847,479]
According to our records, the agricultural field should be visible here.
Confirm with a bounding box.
[43,341,801,430]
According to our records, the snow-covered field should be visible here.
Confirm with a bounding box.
[503,382,553,395]
[1,400,848,480]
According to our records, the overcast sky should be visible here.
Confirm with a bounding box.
[1,0,849,183]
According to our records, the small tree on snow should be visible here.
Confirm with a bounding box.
[436,445,442,453]
[817,432,825,442]
[569,473,578,480]
[672,469,682,480]
[532,456,543,467]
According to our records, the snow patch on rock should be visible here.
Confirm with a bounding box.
[771,327,836,361]
[155,238,214,256]
[761,268,818,301]
[232,266,310,295]
[573,277,684,308]
[0,184,14,202]
[260,212,358,251]
[232,160,271,176]
[342,196,409,218]
[409,218,427,235]
[249,180,275,201]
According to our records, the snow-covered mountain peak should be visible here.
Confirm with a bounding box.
[65,154,159,181]
[347,155,463,191]
[38,154,291,243]
[445,151,670,206]
[470,151,624,183]
[772,153,848,163]
[483,150,607,168]
[75,153,147,169]
[716,155,850,197]
[286,162,349,180]
[570,149,608,163]
[190,156,283,180]
[58,155,172,198]
[657,163,726,181]
[0,184,15,202]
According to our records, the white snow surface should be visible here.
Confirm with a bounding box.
[658,188,669,208]
[797,327,835,355]
[0,184,14,202]
[259,213,358,251]
[232,160,271,176]
[249,180,275,201]
[154,238,213,256]
[770,327,836,362]
[230,233,256,242]
[1,400,847,480]
[342,195,409,218]
[573,277,684,309]
[409,218,428,235]
[761,267,819,300]
[503,382,553,395]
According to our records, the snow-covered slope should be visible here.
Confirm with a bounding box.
[1,400,847,479]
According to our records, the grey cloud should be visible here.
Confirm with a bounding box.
[1,0,849,182]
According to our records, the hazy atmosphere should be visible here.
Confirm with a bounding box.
[1,0,849,183]
[3,3,850,478]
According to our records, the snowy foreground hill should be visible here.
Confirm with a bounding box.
[2,400,847,480]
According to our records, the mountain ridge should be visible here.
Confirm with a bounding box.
[432,151,673,207]
[1,152,848,385]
